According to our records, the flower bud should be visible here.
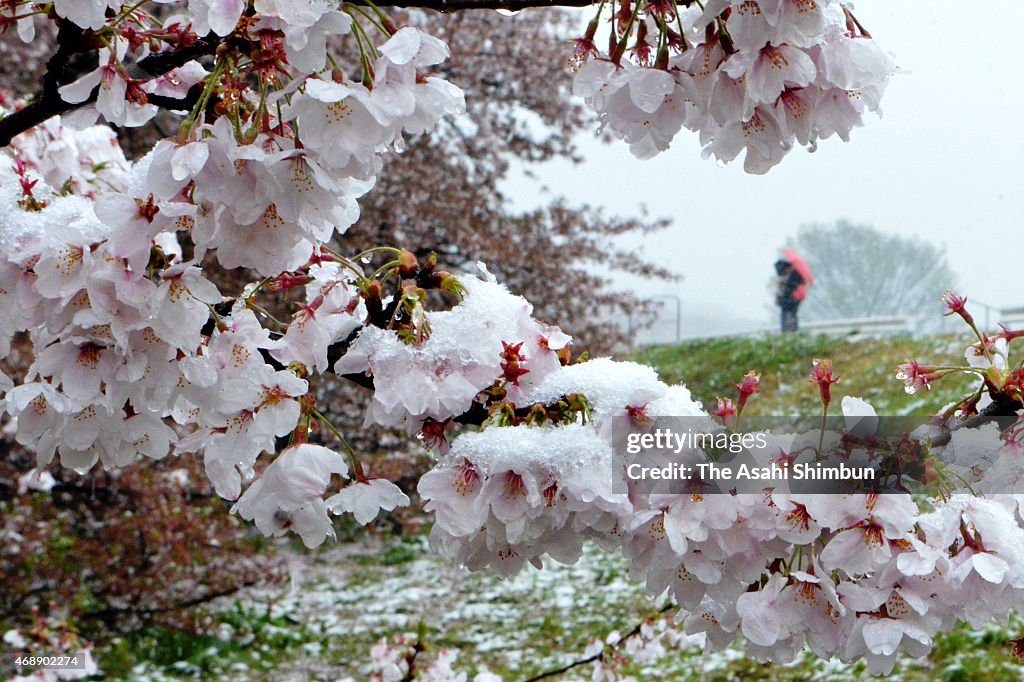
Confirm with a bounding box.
[398,249,419,279]
[734,370,760,412]
[809,359,839,407]
[941,290,975,326]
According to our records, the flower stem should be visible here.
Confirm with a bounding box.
[314,409,367,482]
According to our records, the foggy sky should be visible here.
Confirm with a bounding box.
[508,1,1024,339]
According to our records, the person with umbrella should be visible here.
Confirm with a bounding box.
[775,249,812,332]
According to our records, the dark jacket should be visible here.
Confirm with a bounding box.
[775,268,804,310]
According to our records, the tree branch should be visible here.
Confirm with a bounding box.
[0,21,98,147]
[929,395,1021,448]
[134,33,222,76]
[523,603,674,682]
[0,0,597,145]
[81,577,265,623]
[0,28,224,147]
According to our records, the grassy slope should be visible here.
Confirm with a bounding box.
[110,332,1023,681]
[632,331,979,416]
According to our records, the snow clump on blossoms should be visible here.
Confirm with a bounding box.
[571,0,898,172]
[420,422,627,577]
[337,268,568,429]
[418,347,1024,673]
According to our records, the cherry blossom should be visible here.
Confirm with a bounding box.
[3,0,1024,673]
[58,38,157,128]
[269,262,364,374]
[232,443,349,547]
[52,0,123,30]
[327,479,411,525]
[573,0,896,172]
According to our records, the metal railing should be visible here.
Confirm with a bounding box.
[627,300,1024,347]
[625,294,682,344]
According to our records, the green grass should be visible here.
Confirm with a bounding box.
[632,331,979,416]
[98,603,328,680]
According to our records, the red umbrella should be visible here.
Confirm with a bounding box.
[782,249,813,286]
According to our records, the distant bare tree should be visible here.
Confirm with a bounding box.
[786,221,957,321]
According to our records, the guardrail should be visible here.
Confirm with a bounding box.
[999,306,1024,329]
[797,316,908,336]
[629,303,1024,347]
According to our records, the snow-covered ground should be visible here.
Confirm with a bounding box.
[121,533,1024,681]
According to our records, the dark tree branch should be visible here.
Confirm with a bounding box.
[134,33,222,76]
[0,0,598,146]
[0,21,98,146]
[399,635,427,682]
[0,28,223,146]
[0,583,56,621]
[523,604,674,682]
[0,24,223,146]
[930,395,1021,448]
[81,577,264,623]
[145,89,209,114]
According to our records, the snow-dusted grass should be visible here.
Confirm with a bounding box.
[110,533,1024,681]
[633,331,978,417]
[106,331,1022,681]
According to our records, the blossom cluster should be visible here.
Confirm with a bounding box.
[570,0,897,172]
[895,291,1024,418]
[3,107,1023,669]
[6,0,465,277]
[417,348,1024,674]
[337,267,570,430]
[1,0,1021,674]
[367,635,501,682]
[0,8,463,544]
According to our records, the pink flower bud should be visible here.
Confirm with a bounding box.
[734,370,761,411]
[711,397,736,429]
[941,290,975,326]
[809,359,840,407]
